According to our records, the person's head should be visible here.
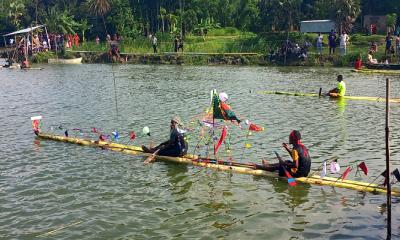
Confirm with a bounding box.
[337,74,343,82]
[170,116,182,129]
[289,130,301,144]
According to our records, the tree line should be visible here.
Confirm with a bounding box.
[0,0,398,40]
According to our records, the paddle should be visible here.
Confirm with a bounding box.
[274,151,297,186]
[143,149,160,165]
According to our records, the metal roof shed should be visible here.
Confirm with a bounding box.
[300,20,335,33]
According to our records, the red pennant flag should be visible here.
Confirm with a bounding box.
[358,162,368,176]
[342,166,352,180]
[214,126,227,155]
[130,131,136,140]
[32,120,40,131]
[249,123,263,132]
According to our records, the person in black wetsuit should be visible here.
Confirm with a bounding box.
[142,117,188,157]
[261,130,311,177]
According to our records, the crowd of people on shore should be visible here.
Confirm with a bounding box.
[315,29,349,56]
[7,33,81,55]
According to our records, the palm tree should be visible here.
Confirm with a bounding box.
[87,0,111,34]
[335,0,360,34]
[159,7,167,32]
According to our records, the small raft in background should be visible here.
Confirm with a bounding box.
[257,90,400,103]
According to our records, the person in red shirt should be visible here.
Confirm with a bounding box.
[354,55,362,70]
[74,33,80,47]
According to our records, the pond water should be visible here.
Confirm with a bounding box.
[0,63,399,239]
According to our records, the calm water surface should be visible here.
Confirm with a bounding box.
[0,63,400,239]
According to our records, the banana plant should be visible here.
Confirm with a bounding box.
[8,0,25,29]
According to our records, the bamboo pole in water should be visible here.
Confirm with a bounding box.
[385,78,391,238]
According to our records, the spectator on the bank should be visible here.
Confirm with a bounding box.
[178,36,184,52]
[299,47,308,61]
[316,33,323,55]
[116,33,122,42]
[396,33,400,54]
[385,32,392,55]
[106,34,111,43]
[152,34,157,53]
[339,32,349,56]
[293,44,300,54]
[96,36,100,45]
[74,33,80,47]
[174,36,178,52]
[42,40,48,51]
[268,48,275,62]
[367,51,378,64]
[328,29,336,55]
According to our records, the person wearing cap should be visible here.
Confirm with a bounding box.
[261,130,311,177]
[327,74,346,97]
[142,117,188,157]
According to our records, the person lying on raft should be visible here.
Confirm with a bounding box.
[142,117,188,157]
[327,74,346,98]
[261,130,311,178]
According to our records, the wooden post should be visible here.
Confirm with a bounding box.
[385,78,391,238]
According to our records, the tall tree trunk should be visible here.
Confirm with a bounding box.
[102,15,108,35]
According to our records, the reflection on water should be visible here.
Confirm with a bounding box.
[0,64,399,239]
[337,97,347,114]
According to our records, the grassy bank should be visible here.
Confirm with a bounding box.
[34,28,400,66]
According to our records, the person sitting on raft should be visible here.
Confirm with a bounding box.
[327,74,346,97]
[142,117,188,157]
[262,130,311,178]
[354,55,362,70]
[21,57,30,69]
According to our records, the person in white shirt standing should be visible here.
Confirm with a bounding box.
[340,32,349,56]
[316,33,323,55]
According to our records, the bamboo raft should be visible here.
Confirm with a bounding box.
[36,132,400,196]
[257,90,400,103]
[351,68,400,75]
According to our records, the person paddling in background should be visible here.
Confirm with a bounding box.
[261,130,311,178]
[142,117,188,157]
[327,74,346,97]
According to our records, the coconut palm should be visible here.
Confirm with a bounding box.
[335,0,360,34]
[87,0,111,34]
[159,7,167,32]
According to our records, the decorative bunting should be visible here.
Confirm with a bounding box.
[342,166,352,180]
[214,126,227,155]
[142,126,150,136]
[129,131,136,140]
[357,162,368,176]
[393,169,400,182]
[321,161,327,178]
[99,134,107,141]
[330,161,340,173]
[249,123,264,132]
[112,130,119,140]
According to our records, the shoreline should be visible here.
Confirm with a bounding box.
[1,49,357,67]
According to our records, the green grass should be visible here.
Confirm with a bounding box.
[71,29,399,65]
